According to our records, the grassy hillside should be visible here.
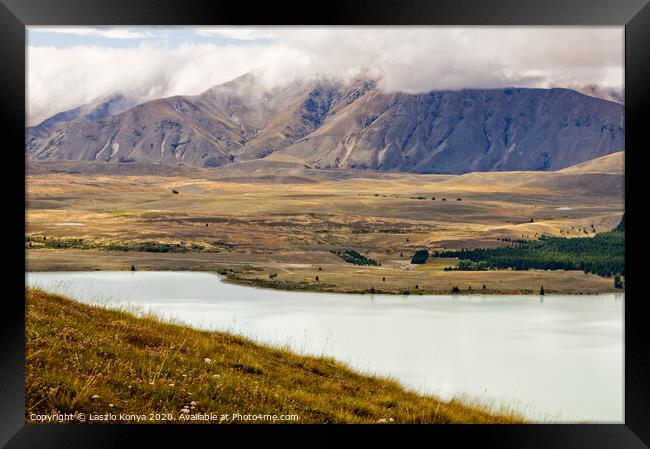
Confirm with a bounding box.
[558,151,624,174]
[25,288,520,424]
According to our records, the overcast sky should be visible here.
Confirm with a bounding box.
[27,26,624,126]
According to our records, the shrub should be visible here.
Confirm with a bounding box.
[138,243,172,253]
[614,275,623,289]
[448,260,489,271]
[411,249,429,264]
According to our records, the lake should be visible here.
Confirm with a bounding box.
[25,271,624,422]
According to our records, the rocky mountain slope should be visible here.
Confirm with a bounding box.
[26,75,624,174]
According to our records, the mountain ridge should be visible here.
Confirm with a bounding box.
[26,75,624,174]
[27,93,138,140]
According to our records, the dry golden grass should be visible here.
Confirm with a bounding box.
[26,164,623,294]
[25,288,522,424]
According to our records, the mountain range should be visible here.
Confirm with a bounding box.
[26,74,625,174]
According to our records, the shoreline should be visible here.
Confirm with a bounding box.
[221,272,623,296]
[26,267,624,297]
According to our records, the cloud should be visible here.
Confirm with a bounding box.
[193,27,277,41]
[31,26,154,39]
[27,26,623,125]
[266,27,623,92]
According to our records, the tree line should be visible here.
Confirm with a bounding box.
[435,229,624,277]
[332,249,381,266]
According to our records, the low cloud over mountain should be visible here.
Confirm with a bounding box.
[27,27,623,125]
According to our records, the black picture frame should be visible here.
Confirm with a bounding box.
[2,0,649,447]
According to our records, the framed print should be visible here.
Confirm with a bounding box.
[1,0,649,447]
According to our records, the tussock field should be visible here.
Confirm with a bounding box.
[26,156,624,294]
[25,288,522,424]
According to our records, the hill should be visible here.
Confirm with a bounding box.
[558,151,624,174]
[25,288,520,424]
